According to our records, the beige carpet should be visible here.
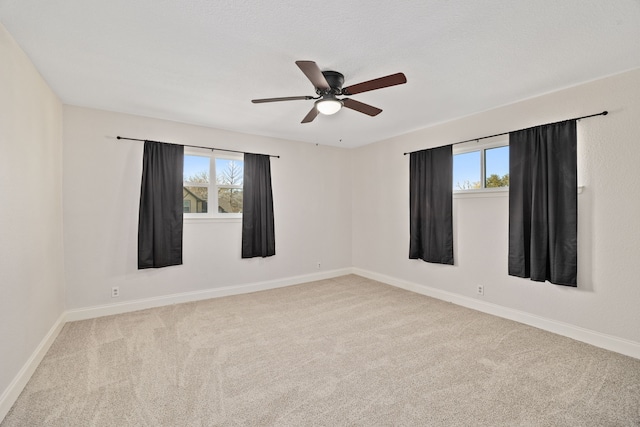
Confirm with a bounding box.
[3,275,640,426]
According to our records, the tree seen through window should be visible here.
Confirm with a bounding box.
[183,154,243,215]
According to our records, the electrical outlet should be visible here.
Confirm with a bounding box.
[316,262,321,269]
[111,287,120,298]
[477,285,484,296]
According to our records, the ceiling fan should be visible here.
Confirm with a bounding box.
[251,61,407,123]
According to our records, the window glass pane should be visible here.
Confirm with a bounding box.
[485,146,509,188]
[183,200,191,213]
[218,188,243,213]
[183,186,208,213]
[184,155,210,183]
[216,159,244,185]
[453,151,481,190]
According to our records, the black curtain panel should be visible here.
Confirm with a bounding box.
[242,153,275,258]
[138,141,184,269]
[508,120,577,286]
[409,145,454,265]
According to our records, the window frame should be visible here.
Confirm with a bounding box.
[453,136,509,195]
[183,148,244,220]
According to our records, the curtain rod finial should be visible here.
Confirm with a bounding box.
[603,111,608,116]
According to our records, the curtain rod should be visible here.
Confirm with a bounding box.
[116,136,280,158]
[403,110,608,156]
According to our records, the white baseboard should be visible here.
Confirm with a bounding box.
[352,268,640,360]
[4,267,637,424]
[0,312,66,422]
[65,268,352,322]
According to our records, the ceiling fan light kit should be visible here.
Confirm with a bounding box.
[316,96,343,115]
[251,60,406,123]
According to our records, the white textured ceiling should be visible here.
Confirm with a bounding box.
[2,0,640,148]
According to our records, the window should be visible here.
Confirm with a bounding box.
[453,138,509,192]
[183,150,244,218]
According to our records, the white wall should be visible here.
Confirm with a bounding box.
[352,68,640,344]
[0,23,65,402]
[62,106,352,309]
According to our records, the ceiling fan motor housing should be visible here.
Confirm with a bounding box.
[320,71,344,95]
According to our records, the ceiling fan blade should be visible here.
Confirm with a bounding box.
[252,96,314,103]
[301,106,319,123]
[342,73,407,95]
[296,61,331,90]
[342,98,382,116]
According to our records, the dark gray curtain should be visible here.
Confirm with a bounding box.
[242,153,275,258]
[409,145,454,265]
[138,141,184,269]
[508,120,577,286]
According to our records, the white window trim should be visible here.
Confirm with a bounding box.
[453,136,509,194]
[454,187,509,198]
[184,216,242,224]
[183,148,243,220]
[452,136,507,155]
[454,186,584,199]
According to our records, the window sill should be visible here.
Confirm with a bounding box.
[454,188,508,199]
[453,186,584,199]
[184,216,242,224]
